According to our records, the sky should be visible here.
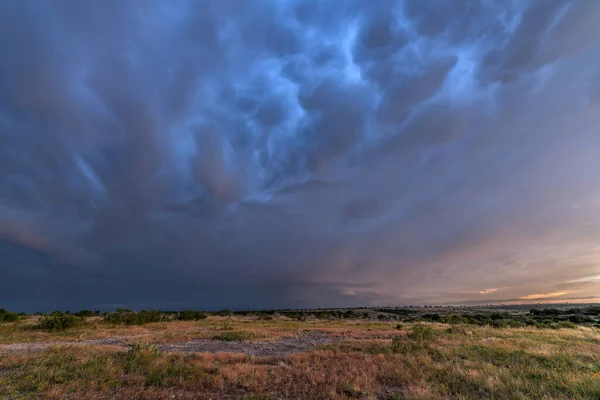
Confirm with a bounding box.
[1,0,600,312]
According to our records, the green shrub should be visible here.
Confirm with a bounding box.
[216,309,233,317]
[377,308,415,316]
[391,325,437,354]
[422,313,442,322]
[314,312,331,319]
[125,343,160,375]
[74,310,96,317]
[446,325,469,335]
[554,321,577,329]
[128,342,159,358]
[0,308,20,322]
[257,313,273,321]
[213,331,258,341]
[104,310,170,325]
[176,310,207,321]
[37,312,83,331]
[586,306,600,316]
[407,324,435,342]
[391,336,409,353]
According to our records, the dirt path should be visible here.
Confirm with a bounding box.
[0,337,134,354]
[0,332,343,357]
[159,332,343,357]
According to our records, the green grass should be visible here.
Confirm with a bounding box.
[1,305,599,399]
[212,330,259,341]
[1,324,599,399]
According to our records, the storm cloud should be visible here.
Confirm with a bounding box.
[1,0,600,311]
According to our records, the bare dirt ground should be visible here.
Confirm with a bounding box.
[159,331,343,356]
[0,331,343,357]
[0,337,135,354]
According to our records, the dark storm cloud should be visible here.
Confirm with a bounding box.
[1,0,600,311]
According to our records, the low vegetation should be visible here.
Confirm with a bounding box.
[212,330,260,342]
[36,312,83,331]
[1,304,599,399]
[0,308,20,323]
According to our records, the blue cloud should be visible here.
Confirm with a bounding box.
[1,0,599,311]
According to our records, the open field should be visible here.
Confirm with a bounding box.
[1,305,599,399]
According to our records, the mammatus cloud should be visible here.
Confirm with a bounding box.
[1,0,600,311]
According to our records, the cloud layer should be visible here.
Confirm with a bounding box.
[1,0,600,311]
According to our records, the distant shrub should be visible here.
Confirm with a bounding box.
[213,331,258,341]
[216,309,233,317]
[444,313,468,324]
[392,325,436,354]
[377,308,415,316]
[313,312,331,320]
[554,321,577,329]
[104,310,170,325]
[490,319,525,328]
[567,315,594,324]
[422,313,442,322]
[0,308,20,323]
[176,310,207,321]
[445,324,467,335]
[407,325,435,342]
[530,308,562,316]
[128,342,159,358]
[74,310,96,317]
[585,306,600,316]
[394,323,403,330]
[37,312,83,331]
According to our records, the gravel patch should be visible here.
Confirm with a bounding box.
[159,332,343,357]
[0,337,131,354]
[0,332,343,357]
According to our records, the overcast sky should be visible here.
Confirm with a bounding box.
[1,0,600,312]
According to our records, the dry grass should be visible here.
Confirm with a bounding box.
[0,316,400,346]
[1,318,599,399]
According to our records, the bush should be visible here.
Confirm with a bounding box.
[74,310,96,317]
[407,324,435,342]
[422,313,442,322]
[314,312,331,319]
[390,336,408,353]
[128,342,159,358]
[444,313,468,324]
[213,331,258,341]
[176,310,207,321]
[37,312,83,331]
[585,306,600,316]
[554,321,577,329]
[125,343,160,374]
[392,325,437,354]
[104,310,170,325]
[216,309,233,317]
[0,308,20,323]
[446,325,470,335]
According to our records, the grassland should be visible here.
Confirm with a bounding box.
[1,305,599,399]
